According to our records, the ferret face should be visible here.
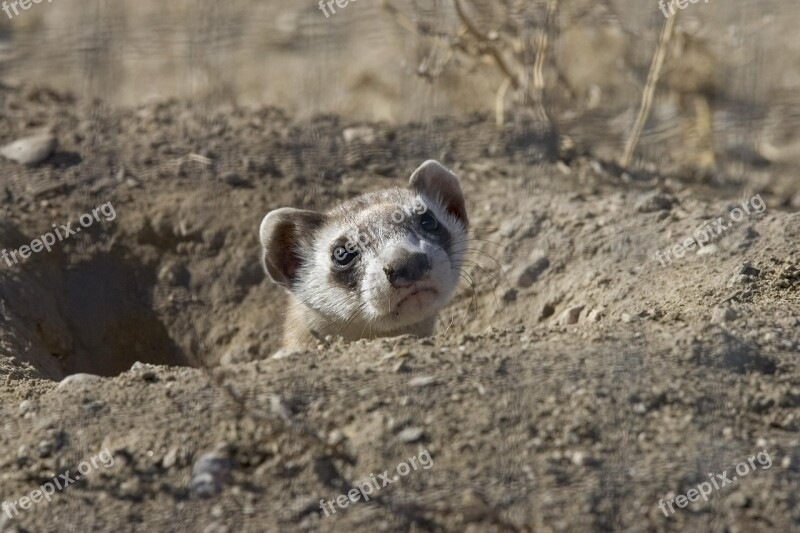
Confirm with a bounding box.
[261,160,469,340]
[302,190,466,333]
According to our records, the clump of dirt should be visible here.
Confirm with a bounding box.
[0,85,798,532]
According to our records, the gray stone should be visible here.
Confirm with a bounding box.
[0,133,57,165]
[57,373,102,390]
[516,252,550,288]
[397,427,425,443]
[190,452,232,497]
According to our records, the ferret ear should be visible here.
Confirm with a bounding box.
[409,160,469,228]
[260,208,325,288]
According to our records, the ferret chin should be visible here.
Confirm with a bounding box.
[260,160,469,348]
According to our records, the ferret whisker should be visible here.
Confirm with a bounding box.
[455,271,478,328]
[334,300,370,340]
[456,251,515,294]
[460,258,505,292]
[456,262,501,312]
[452,236,514,254]
[453,247,508,271]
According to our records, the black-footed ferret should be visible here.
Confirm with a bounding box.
[260,160,469,347]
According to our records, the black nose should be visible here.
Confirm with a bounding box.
[383,253,430,287]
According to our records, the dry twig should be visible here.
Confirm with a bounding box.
[620,11,679,167]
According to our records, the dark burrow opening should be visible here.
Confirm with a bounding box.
[0,244,194,380]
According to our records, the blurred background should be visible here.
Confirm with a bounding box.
[0,0,798,190]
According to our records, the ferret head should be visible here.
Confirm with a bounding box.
[260,160,468,337]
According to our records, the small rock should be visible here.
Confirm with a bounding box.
[540,303,556,321]
[190,452,232,498]
[397,427,425,443]
[636,191,676,213]
[0,133,57,165]
[460,489,491,523]
[570,451,596,466]
[37,440,53,457]
[393,359,410,373]
[221,171,252,188]
[558,305,585,325]
[502,288,517,302]
[498,219,519,239]
[57,373,102,390]
[162,447,180,469]
[621,313,633,323]
[697,244,718,256]
[740,263,760,277]
[203,523,230,533]
[18,400,33,414]
[587,309,603,322]
[711,307,737,324]
[270,395,293,421]
[343,126,376,144]
[727,492,749,508]
[409,376,437,388]
[290,497,322,520]
[516,252,550,288]
[271,348,300,360]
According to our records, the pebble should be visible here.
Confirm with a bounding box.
[516,251,550,288]
[587,309,603,322]
[570,451,595,466]
[0,133,57,165]
[397,427,425,443]
[711,307,737,324]
[190,452,232,498]
[697,244,718,256]
[740,264,761,277]
[221,171,252,188]
[559,305,585,325]
[727,492,749,508]
[343,126,376,144]
[271,348,300,360]
[409,376,437,388]
[636,191,676,213]
[502,288,517,302]
[460,489,491,522]
[57,373,103,390]
[621,313,633,323]
[203,523,229,533]
[393,359,410,373]
[162,447,180,469]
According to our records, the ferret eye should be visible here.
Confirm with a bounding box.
[332,246,358,267]
[420,212,439,232]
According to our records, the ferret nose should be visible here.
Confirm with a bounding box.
[383,253,430,287]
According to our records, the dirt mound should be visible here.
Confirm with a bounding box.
[0,86,798,532]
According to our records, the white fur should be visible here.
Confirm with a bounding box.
[292,193,466,337]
